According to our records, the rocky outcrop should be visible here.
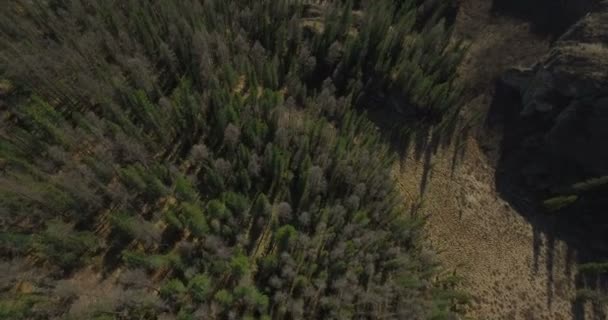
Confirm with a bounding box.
[491,0,597,36]
[500,1,608,187]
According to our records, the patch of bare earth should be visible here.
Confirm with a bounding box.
[393,1,586,319]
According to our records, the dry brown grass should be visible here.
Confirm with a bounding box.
[391,1,584,319]
[454,0,551,99]
[395,135,578,319]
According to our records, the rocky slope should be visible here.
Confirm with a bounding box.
[496,0,608,256]
[396,0,608,319]
[501,0,608,178]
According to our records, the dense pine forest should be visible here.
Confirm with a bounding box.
[0,0,469,319]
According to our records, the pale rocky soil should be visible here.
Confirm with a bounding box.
[394,1,586,319]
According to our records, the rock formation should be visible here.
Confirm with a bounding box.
[500,0,608,189]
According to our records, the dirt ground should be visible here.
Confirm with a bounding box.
[396,136,579,319]
[393,1,585,319]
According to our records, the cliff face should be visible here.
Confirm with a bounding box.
[393,1,608,317]
[504,1,608,182]
[495,1,608,254]
[491,0,597,37]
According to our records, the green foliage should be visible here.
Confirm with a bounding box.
[214,289,234,307]
[160,278,187,301]
[122,251,173,271]
[119,165,148,193]
[180,202,209,237]
[233,285,269,312]
[175,174,198,202]
[188,274,212,302]
[0,0,466,319]
[0,294,47,320]
[252,194,272,218]
[206,199,230,220]
[229,253,251,278]
[222,192,250,217]
[543,195,579,212]
[578,262,608,275]
[32,220,99,270]
[0,232,32,254]
[274,225,297,251]
[572,175,608,192]
[111,211,161,246]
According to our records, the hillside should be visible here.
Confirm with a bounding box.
[0,1,467,319]
[398,0,608,319]
[1,0,608,319]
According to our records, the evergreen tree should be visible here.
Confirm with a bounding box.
[0,0,467,319]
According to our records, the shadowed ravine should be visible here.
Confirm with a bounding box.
[392,0,607,319]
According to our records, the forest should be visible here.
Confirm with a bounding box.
[0,0,469,319]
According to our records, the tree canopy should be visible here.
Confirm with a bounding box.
[0,0,467,319]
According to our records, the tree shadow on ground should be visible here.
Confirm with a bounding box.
[486,79,608,320]
[364,101,468,198]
